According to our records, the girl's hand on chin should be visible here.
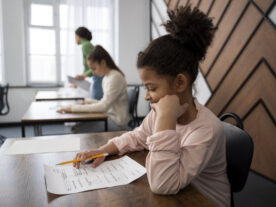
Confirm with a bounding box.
[151,95,189,121]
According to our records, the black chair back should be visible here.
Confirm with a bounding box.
[222,122,254,192]
[220,113,254,207]
[0,84,9,115]
[127,86,139,128]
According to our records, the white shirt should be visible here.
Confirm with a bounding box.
[71,70,129,126]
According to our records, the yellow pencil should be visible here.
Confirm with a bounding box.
[56,153,109,165]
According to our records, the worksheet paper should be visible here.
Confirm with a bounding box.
[67,75,91,91]
[5,138,80,155]
[44,156,146,195]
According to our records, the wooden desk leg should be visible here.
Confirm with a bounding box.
[21,123,25,137]
[104,120,108,132]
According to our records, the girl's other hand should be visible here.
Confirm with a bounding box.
[73,149,106,169]
[57,106,72,113]
[151,95,188,120]
[75,74,86,80]
[151,95,189,132]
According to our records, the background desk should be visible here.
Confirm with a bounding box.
[0,131,216,207]
[35,89,86,101]
[21,100,108,137]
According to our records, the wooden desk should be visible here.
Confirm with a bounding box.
[21,100,108,137]
[0,132,216,207]
[35,89,86,101]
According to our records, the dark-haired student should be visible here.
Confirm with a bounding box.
[71,6,230,207]
[75,27,103,100]
[58,45,129,131]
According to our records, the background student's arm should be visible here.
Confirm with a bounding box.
[146,127,219,195]
[82,99,99,104]
[71,74,123,112]
[83,68,92,77]
[75,74,86,80]
[82,44,93,77]
[56,99,99,113]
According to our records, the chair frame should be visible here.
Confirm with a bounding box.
[0,84,10,145]
[0,84,10,115]
[127,85,140,128]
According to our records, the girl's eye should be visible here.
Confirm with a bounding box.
[148,88,155,92]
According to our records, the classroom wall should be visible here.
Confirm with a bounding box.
[116,0,150,117]
[0,87,59,123]
[0,0,4,82]
[2,0,26,86]
[0,0,150,123]
[115,0,150,119]
[115,0,150,84]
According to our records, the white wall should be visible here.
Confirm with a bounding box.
[2,0,26,86]
[0,87,59,123]
[0,0,3,83]
[0,0,150,123]
[116,0,150,117]
[0,0,30,123]
[116,0,150,84]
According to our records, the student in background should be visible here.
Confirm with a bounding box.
[72,6,230,207]
[74,27,103,100]
[58,45,129,131]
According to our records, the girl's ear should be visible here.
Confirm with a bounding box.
[175,73,188,93]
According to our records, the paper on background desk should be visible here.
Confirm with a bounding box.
[67,75,91,91]
[44,156,146,195]
[5,137,80,155]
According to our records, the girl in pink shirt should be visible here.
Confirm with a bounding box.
[74,6,230,206]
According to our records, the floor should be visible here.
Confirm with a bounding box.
[0,124,276,207]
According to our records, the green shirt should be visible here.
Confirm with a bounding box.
[80,39,94,77]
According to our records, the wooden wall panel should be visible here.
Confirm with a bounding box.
[197,0,213,14]
[154,0,276,180]
[207,4,262,90]
[207,21,276,115]
[253,0,274,12]
[243,104,276,179]
[178,0,188,7]
[222,62,276,119]
[178,0,200,8]
[200,0,248,74]
[207,0,230,26]
[168,0,179,11]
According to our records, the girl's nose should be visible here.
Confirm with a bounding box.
[144,91,151,101]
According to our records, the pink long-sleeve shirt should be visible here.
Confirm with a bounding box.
[109,99,230,207]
